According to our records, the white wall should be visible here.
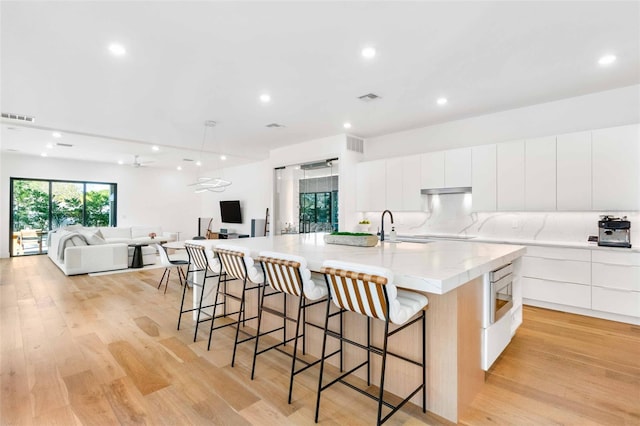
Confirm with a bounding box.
[269,134,345,168]
[1,153,200,257]
[197,160,272,236]
[365,85,640,159]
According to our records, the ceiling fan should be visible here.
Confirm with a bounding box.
[131,155,154,168]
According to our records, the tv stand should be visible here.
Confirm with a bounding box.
[207,232,250,239]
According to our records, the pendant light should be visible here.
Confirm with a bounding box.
[189,120,231,193]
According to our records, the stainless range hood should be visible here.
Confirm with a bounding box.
[421,187,472,195]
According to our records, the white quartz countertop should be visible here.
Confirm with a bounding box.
[189,233,526,295]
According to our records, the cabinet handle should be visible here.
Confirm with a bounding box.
[526,256,589,262]
[593,285,635,293]
[523,276,589,285]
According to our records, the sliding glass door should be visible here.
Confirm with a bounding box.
[10,178,117,256]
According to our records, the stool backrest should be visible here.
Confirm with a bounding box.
[214,244,263,283]
[257,254,303,297]
[215,248,247,280]
[185,243,209,271]
[321,260,395,322]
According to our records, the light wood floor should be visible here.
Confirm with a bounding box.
[1,255,639,425]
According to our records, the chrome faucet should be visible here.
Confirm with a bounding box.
[380,210,394,241]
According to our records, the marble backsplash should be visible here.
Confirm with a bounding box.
[361,193,639,247]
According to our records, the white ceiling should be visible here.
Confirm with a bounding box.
[1,1,639,170]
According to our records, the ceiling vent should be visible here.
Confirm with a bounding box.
[266,123,286,128]
[183,158,194,162]
[56,142,73,147]
[1,112,35,122]
[346,136,364,153]
[357,93,381,102]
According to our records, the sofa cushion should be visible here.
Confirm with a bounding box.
[99,227,132,239]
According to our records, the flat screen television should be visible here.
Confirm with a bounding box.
[220,200,242,224]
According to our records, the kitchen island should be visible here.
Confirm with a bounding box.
[191,233,526,422]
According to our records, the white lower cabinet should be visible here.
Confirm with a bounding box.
[522,246,640,322]
[522,277,591,309]
[592,287,640,318]
[591,251,640,318]
[522,246,591,310]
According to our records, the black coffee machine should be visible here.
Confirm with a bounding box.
[598,215,632,248]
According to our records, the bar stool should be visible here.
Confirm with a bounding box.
[208,244,264,367]
[156,243,188,294]
[252,251,328,403]
[315,260,428,426]
[179,243,222,342]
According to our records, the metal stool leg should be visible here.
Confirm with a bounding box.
[231,277,249,367]
[177,273,190,330]
[287,295,305,404]
[314,295,333,423]
[376,319,391,426]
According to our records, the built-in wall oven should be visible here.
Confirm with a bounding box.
[490,263,514,324]
[482,262,515,370]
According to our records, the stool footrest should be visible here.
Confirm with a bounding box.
[320,361,368,392]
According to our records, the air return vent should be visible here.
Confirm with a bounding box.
[266,123,286,128]
[56,142,73,147]
[357,93,381,102]
[1,112,35,122]
[183,158,194,162]
[346,136,364,153]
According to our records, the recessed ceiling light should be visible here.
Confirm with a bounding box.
[118,160,124,165]
[220,155,227,161]
[598,54,617,66]
[40,152,47,157]
[437,97,448,105]
[177,166,182,171]
[343,122,352,129]
[260,93,271,103]
[46,143,53,149]
[108,43,126,56]
[196,160,202,166]
[52,131,62,138]
[152,146,159,151]
[361,47,376,59]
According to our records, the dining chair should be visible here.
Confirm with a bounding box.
[156,243,189,294]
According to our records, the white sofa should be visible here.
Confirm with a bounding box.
[48,226,177,276]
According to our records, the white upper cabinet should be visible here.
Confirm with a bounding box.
[472,144,497,211]
[525,137,556,211]
[420,148,471,189]
[385,158,404,210]
[497,140,525,211]
[358,156,421,212]
[592,124,640,211]
[556,131,591,210]
[401,155,423,210]
[445,148,472,187]
[420,151,445,188]
[356,159,386,211]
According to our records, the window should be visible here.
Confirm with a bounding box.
[299,190,338,232]
[10,178,117,256]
